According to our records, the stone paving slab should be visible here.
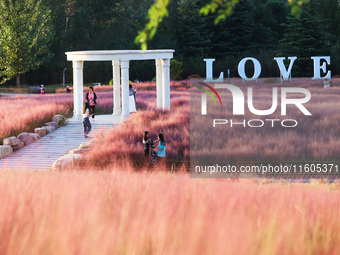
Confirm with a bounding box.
[0,115,121,170]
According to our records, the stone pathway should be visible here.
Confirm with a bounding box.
[0,115,121,170]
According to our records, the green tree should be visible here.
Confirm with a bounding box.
[210,0,256,56]
[135,0,310,50]
[312,0,340,73]
[134,0,170,50]
[175,0,213,57]
[279,4,330,76]
[170,59,184,80]
[111,0,155,50]
[0,0,55,87]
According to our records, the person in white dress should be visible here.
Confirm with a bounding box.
[323,78,331,88]
[129,84,136,112]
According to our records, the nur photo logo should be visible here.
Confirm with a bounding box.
[195,82,222,114]
[193,56,332,128]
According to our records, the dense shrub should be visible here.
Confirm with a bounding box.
[188,74,201,79]
[170,59,184,80]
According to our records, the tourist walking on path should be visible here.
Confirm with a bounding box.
[86,86,97,119]
[129,84,136,112]
[83,102,92,138]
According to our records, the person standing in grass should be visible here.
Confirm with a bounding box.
[129,84,136,113]
[83,102,92,138]
[156,133,166,164]
[149,139,157,167]
[86,86,97,119]
[143,131,160,167]
[323,78,332,88]
[39,85,45,95]
[143,131,150,160]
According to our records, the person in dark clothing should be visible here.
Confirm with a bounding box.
[142,131,158,167]
[149,140,156,167]
[142,131,151,160]
[85,86,97,119]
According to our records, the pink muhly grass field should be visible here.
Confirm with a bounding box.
[1,80,340,254]
[190,80,340,163]
[0,90,119,144]
[228,77,340,88]
[84,90,190,169]
[1,170,340,255]
[56,81,189,94]
[0,94,73,144]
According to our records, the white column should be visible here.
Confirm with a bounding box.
[161,59,171,110]
[112,60,121,115]
[120,60,130,120]
[74,61,84,122]
[156,59,163,109]
[72,61,77,118]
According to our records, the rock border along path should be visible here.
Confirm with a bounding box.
[0,115,121,170]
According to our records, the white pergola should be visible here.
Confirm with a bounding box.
[65,50,174,121]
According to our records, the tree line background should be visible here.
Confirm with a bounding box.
[1,0,340,86]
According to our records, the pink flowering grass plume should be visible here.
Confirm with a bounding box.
[0,81,189,147]
[1,170,340,254]
[84,90,190,170]
[228,77,340,88]
[56,81,190,94]
[0,94,73,144]
[191,79,340,164]
[1,80,340,255]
